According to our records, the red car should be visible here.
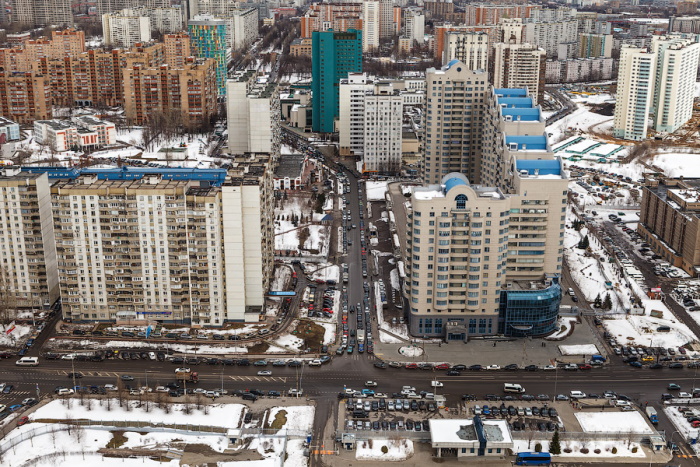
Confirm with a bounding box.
[405,363,418,369]
[578,364,592,370]
[434,363,450,370]
[17,416,28,426]
[692,420,700,428]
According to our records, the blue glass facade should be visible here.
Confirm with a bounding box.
[498,277,562,337]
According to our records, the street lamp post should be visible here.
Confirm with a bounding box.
[554,366,559,398]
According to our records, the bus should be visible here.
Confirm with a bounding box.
[515,452,551,465]
[504,383,525,393]
[15,357,39,366]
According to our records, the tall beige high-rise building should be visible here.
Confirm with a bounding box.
[407,86,566,339]
[164,33,191,68]
[406,173,511,337]
[0,168,59,309]
[441,31,489,68]
[422,60,488,185]
[651,34,700,133]
[491,41,546,103]
[362,1,380,52]
[481,87,567,279]
[613,45,656,141]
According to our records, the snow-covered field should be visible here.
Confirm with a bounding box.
[356,439,414,461]
[275,195,329,255]
[650,152,700,178]
[32,399,247,428]
[575,411,654,434]
[559,344,599,356]
[6,400,314,467]
[0,323,33,347]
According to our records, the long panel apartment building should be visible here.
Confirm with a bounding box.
[10,163,273,325]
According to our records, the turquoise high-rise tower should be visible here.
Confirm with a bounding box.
[311,29,362,133]
[189,15,228,96]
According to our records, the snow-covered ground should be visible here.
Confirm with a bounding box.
[559,344,599,356]
[272,332,305,351]
[267,406,315,433]
[650,152,700,178]
[564,217,695,347]
[664,406,700,452]
[31,399,246,428]
[546,317,578,340]
[46,338,248,354]
[307,263,340,282]
[275,195,329,255]
[356,439,414,461]
[575,411,654,434]
[512,439,645,458]
[0,323,34,347]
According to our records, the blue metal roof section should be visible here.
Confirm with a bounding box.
[505,135,547,151]
[497,96,534,108]
[516,159,561,175]
[20,167,228,186]
[501,107,540,121]
[494,88,527,98]
[446,59,460,69]
[442,173,470,193]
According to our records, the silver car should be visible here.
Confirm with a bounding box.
[395,399,403,410]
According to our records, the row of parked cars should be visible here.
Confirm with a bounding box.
[474,404,559,420]
[346,418,431,432]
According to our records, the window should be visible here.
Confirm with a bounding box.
[455,194,467,209]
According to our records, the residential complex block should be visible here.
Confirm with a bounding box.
[442,31,489,69]
[102,8,152,48]
[12,163,273,324]
[0,168,59,309]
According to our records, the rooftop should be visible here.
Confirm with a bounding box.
[274,154,306,179]
[515,159,562,177]
[20,167,228,186]
[505,135,547,151]
[429,418,512,445]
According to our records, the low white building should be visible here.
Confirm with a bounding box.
[34,115,116,152]
[429,418,513,458]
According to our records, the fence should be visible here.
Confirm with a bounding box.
[514,430,665,443]
[336,429,431,442]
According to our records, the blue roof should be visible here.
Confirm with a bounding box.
[515,159,561,176]
[494,88,527,98]
[446,59,460,69]
[444,176,468,193]
[505,135,547,151]
[497,96,535,108]
[501,107,540,121]
[20,167,228,186]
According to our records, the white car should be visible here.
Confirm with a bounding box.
[155,386,169,393]
[257,370,272,376]
[430,380,444,388]
[213,388,228,395]
[193,388,207,394]
[139,386,153,393]
[364,381,378,387]
[542,365,557,371]
[679,392,692,398]
[374,392,388,398]
[486,365,501,371]
[57,388,74,396]
[104,384,118,391]
[308,359,322,367]
[175,367,190,373]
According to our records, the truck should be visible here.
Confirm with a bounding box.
[175,369,199,383]
[646,406,658,425]
[357,329,365,343]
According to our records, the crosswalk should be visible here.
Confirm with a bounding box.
[228,376,287,383]
[0,390,31,399]
[53,370,122,377]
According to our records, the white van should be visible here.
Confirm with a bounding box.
[570,390,586,399]
[15,357,39,366]
[57,388,74,396]
[503,383,525,393]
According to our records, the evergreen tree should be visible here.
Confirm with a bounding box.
[594,293,602,308]
[550,429,561,455]
[603,293,613,310]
